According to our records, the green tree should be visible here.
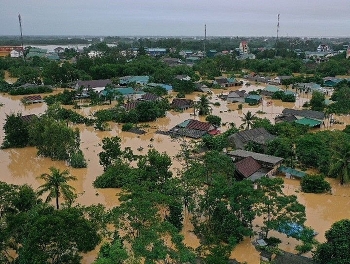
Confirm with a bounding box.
[8,205,100,264]
[255,177,306,238]
[329,142,350,185]
[205,114,221,127]
[29,116,81,161]
[310,91,326,111]
[196,95,211,116]
[300,174,331,193]
[1,113,32,148]
[241,110,257,130]
[37,167,77,209]
[314,219,350,264]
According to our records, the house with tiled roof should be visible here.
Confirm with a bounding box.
[171,98,194,110]
[22,95,44,104]
[74,79,112,93]
[277,108,325,128]
[228,149,284,178]
[169,119,218,139]
[139,93,159,102]
[226,90,246,103]
[227,128,276,150]
[214,77,240,88]
[122,101,140,111]
[20,114,38,123]
[234,156,269,181]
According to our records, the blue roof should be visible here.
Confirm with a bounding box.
[279,166,306,178]
[147,83,173,91]
[264,85,281,92]
[278,222,317,239]
[246,94,262,100]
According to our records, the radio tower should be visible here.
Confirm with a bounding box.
[18,14,24,59]
[275,14,280,57]
[203,24,207,58]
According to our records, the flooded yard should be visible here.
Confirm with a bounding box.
[1,81,350,263]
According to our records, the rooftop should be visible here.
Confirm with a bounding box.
[228,149,283,165]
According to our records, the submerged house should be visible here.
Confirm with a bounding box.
[74,79,112,93]
[227,128,276,150]
[22,95,44,104]
[245,94,262,105]
[277,108,325,128]
[170,98,194,110]
[228,149,284,179]
[226,90,246,103]
[169,119,219,139]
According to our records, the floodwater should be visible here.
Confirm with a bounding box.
[1,78,350,263]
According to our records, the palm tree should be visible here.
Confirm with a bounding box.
[196,95,211,116]
[241,111,257,130]
[37,167,77,209]
[329,143,350,185]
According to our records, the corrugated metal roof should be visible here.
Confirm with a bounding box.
[295,117,322,127]
[228,149,283,165]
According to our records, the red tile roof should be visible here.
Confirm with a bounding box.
[23,95,43,102]
[123,101,139,111]
[186,119,213,131]
[235,156,262,178]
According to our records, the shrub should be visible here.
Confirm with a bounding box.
[122,123,133,131]
[300,174,331,193]
[69,150,87,168]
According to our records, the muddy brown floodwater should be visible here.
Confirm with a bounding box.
[1,80,350,264]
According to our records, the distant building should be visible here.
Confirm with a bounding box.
[75,79,112,93]
[0,46,23,57]
[239,41,249,54]
[147,48,166,56]
[347,47,350,59]
[10,48,24,58]
[317,44,330,52]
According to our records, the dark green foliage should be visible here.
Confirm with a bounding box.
[309,91,326,111]
[93,163,133,188]
[2,113,32,148]
[255,177,306,239]
[300,174,331,193]
[44,89,77,105]
[8,205,100,264]
[94,234,128,264]
[205,115,221,127]
[8,85,52,95]
[172,79,196,94]
[314,219,350,264]
[69,149,87,168]
[197,95,211,116]
[45,103,87,124]
[29,117,81,161]
[271,91,296,102]
[328,81,350,114]
[166,203,184,231]
[121,122,133,131]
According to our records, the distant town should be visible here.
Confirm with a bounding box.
[1,34,350,264]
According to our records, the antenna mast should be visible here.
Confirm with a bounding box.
[18,14,24,59]
[204,24,206,58]
[275,14,280,57]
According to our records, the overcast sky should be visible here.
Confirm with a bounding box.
[1,0,350,37]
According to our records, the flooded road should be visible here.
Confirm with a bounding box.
[1,81,350,263]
